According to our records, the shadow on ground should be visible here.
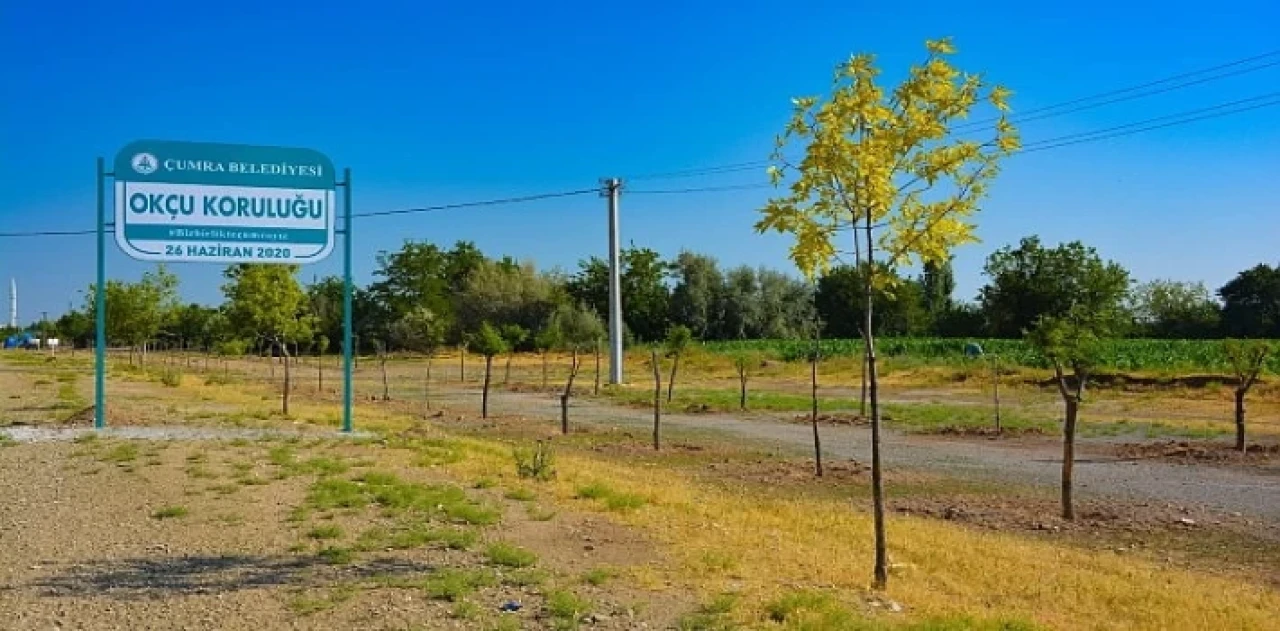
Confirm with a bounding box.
[29,555,435,600]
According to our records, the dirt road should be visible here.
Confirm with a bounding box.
[431,385,1280,525]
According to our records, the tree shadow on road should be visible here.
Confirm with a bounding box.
[29,554,435,600]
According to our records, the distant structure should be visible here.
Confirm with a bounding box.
[7,278,15,329]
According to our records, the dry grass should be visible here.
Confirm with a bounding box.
[7,351,1279,630]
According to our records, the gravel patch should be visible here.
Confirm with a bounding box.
[0,425,379,444]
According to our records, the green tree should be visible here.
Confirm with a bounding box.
[920,257,957,332]
[89,265,179,365]
[622,247,671,342]
[1028,309,1120,521]
[754,268,816,339]
[367,240,454,341]
[754,38,1018,589]
[457,259,563,337]
[814,264,926,338]
[979,236,1132,338]
[469,322,508,419]
[221,264,314,415]
[669,251,724,338]
[500,324,530,385]
[390,307,446,411]
[717,266,760,340]
[663,325,693,403]
[1218,263,1280,338]
[1224,339,1272,452]
[1128,279,1221,339]
[545,302,606,434]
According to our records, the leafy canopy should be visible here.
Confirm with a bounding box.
[755,37,1019,281]
[221,264,313,345]
[980,236,1132,338]
[469,322,508,358]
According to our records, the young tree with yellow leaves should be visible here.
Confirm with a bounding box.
[755,38,1019,589]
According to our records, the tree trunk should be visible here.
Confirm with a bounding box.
[651,349,662,451]
[561,349,580,435]
[504,354,512,386]
[281,340,292,416]
[481,355,493,419]
[541,352,549,389]
[993,355,1002,434]
[317,352,323,392]
[594,341,601,395]
[459,347,466,383]
[860,347,868,418]
[737,364,748,411]
[666,353,680,403]
[380,352,390,401]
[1234,388,1247,452]
[812,352,823,477]
[1062,395,1078,520]
[425,352,433,413]
[864,213,887,591]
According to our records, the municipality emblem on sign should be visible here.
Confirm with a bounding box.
[131,153,158,175]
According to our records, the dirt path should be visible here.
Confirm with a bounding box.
[437,385,1280,525]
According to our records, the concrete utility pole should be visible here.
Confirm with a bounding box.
[602,178,624,384]
[8,278,16,328]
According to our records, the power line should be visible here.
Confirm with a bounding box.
[628,183,774,195]
[0,229,102,238]
[954,50,1280,131]
[351,188,598,218]
[1019,95,1280,154]
[629,160,772,182]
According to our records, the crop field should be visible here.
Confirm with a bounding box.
[705,337,1280,374]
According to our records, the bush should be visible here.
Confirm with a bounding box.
[514,441,555,481]
[160,370,183,387]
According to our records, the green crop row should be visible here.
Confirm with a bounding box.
[701,337,1280,374]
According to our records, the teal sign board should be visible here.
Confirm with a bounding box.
[113,139,336,264]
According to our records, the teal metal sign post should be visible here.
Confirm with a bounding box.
[95,140,354,433]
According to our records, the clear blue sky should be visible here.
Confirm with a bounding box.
[2,1,1278,326]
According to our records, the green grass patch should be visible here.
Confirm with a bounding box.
[678,592,738,631]
[184,465,218,479]
[473,477,497,489]
[73,432,99,444]
[581,567,615,586]
[422,568,496,602]
[152,505,188,520]
[287,584,356,615]
[546,589,591,628]
[101,443,139,463]
[484,542,537,568]
[303,472,501,525]
[575,481,647,512]
[317,546,355,565]
[307,525,344,540]
[355,523,477,552]
[503,487,537,502]
[502,568,548,588]
[764,589,854,627]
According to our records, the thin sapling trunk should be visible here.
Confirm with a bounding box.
[561,349,580,434]
[811,350,823,477]
[425,351,433,413]
[481,355,493,419]
[1051,361,1085,520]
[666,352,680,403]
[651,349,662,451]
[864,213,888,590]
[280,339,292,416]
[594,340,601,395]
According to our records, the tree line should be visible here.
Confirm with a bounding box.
[11,236,1279,356]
